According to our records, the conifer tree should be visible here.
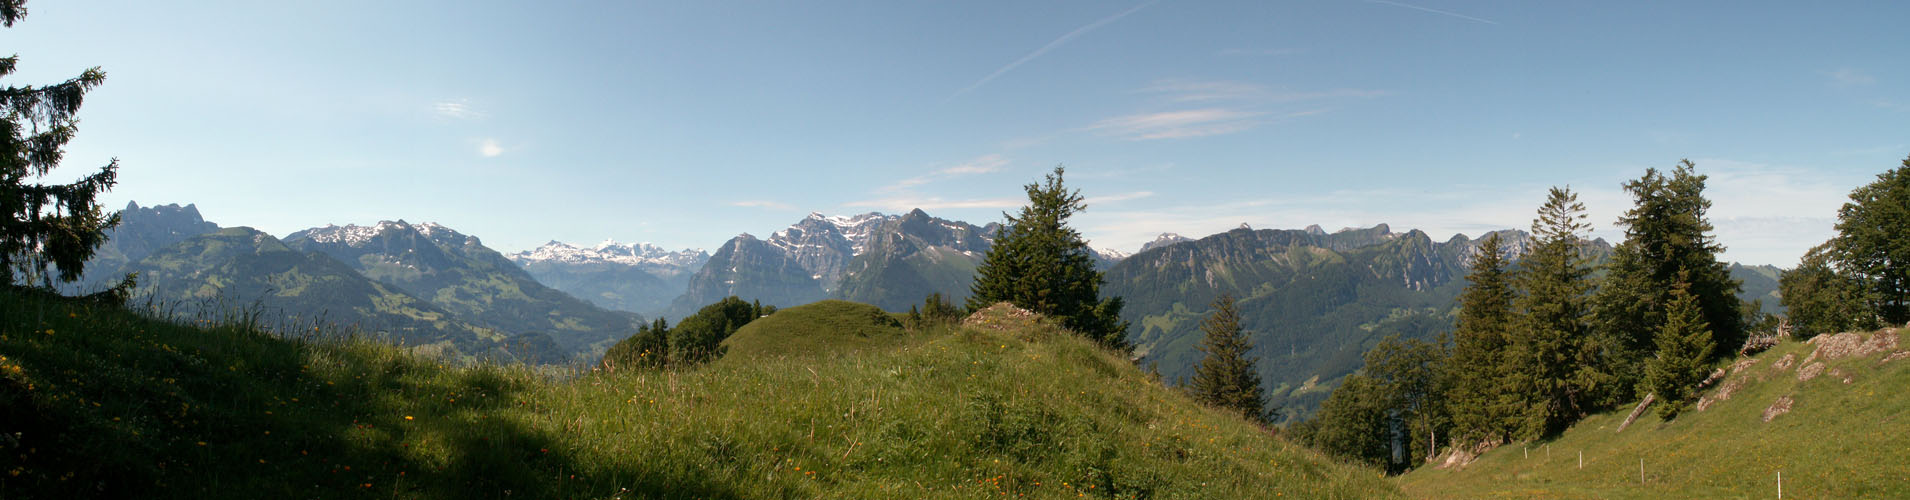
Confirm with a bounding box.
[1831,156,1910,325]
[1188,294,1268,423]
[967,166,1129,349]
[1593,160,1742,401]
[1510,187,1604,438]
[1446,233,1519,444]
[1,3,121,289]
[1643,275,1713,419]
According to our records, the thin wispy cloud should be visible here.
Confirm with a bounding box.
[478,139,505,157]
[732,200,794,210]
[1083,191,1154,205]
[1085,108,1266,140]
[890,154,1010,190]
[434,99,486,120]
[1144,79,1393,103]
[1365,0,1498,25]
[844,196,1023,212]
[950,0,1156,100]
[1830,68,1877,87]
[1218,48,1305,57]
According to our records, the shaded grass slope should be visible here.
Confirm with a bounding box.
[1,287,1395,498]
[1399,327,1910,499]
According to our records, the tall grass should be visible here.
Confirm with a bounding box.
[1,287,1396,498]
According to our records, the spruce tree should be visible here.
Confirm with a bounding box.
[967,166,1129,349]
[1831,156,1910,325]
[1510,187,1604,438]
[1,3,121,289]
[1188,294,1268,423]
[1643,275,1713,419]
[1593,160,1742,401]
[1446,233,1519,444]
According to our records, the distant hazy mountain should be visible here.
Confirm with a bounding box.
[507,240,707,316]
[120,227,569,362]
[1731,263,1784,315]
[1105,224,1614,420]
[284,221,641,353]
[833,209,995,311]
[58,201,223,293]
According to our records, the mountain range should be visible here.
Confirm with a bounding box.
[74,201,1786,417]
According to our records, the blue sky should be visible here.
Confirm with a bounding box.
[11,1,1907,266]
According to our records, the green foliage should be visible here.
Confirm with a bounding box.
[602,318,671,370]
[1297,335,1447,474]
[0,285,1401,498]
[1400,330,1910,498]
[1446,233,1520,445]
[1779,243,1876,338]
[967,166,1129,350]
[1187,294,1269,424]
[602,296,770,369]
[1593,160,1743,401]
[1511,187,1604,439]
[1831,155,1910,325]
[0,3,120,290]
[1642,277,1715,419]
[905,292,964,331]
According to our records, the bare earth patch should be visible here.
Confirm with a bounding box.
[962,302,1042,333]
[1773,353,1796,371]
[1762,395,1794,422]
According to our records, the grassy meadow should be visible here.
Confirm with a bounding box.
[0,288,1396,499]
[1399,327,1910,499]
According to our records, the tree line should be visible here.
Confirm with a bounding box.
[1286,157,1910,473]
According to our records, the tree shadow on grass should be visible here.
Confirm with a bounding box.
[0,289,741,499]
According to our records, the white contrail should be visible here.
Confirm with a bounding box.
[950,0,1158,100]
[1366,0,1498,25]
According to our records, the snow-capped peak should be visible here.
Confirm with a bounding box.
[297,220,418,246]
[509,238,708,270]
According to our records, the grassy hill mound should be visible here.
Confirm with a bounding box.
[1399,326,1910,499]
[0,287,1397,498]
[718,300,908,360]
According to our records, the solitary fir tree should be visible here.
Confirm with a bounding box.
[1593,160,1741,401]
[1188,294,1268,423]
[1,3,121,290]
[1643,276,1714,419]
[1510,187,1604,438]
[1446,233,1519,444]
[967,166,1129,349]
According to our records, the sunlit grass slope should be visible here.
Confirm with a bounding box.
[1400,327,1910,499]
[718,300,909,360]
[0,288,1396,499]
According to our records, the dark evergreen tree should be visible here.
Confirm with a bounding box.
[1831,156,1910,325]
[1446,233,1519,445]
[1592,160,1742,401]
[1643,275,1713,419]
[602,318,672,371]
[1,3,121,289]
[967,166,1129,349]
[1510,187,1604,439]
[1188,294,1269,423]
[1779,243,1876,338]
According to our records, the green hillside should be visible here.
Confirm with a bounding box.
[1398,327,1910,498]
[0,286,1398,499]
[719,300,908,359]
